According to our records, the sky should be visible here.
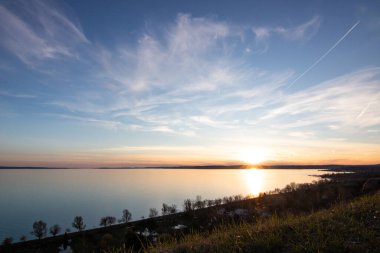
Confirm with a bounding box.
[0,0,379,167]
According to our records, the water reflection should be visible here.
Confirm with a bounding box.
[241,168,265,196]
[0,168,326,241]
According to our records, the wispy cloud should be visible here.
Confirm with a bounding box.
[288,131,315,138]
[252,16,321,41]
[262,67,380,130]
[30,11,378,145]
[0,90,36,99]
[189,115,236,129]
[4,6,376,144]
[0,0,88,66]
[251,27,271,41]
[95,13,236,93]
[99,145,205,152]
[44,13,299,133]
[49,114,123,130]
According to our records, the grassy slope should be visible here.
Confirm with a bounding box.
[148,193,380,253]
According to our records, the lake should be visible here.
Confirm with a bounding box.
[0,168,327,241]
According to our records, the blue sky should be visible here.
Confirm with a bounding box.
[0,0,379,167]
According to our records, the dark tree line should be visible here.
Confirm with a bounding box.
[11,191,258,243]
[161,203,177,215]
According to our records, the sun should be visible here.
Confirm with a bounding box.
[237,148,271,165]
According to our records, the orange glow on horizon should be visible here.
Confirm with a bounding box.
[236,148,272,166]
[1,141,380,168]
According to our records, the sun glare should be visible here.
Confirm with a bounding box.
[241,169,266,196]
[237,148,271,165]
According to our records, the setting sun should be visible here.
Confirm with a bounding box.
[237,148,272,165]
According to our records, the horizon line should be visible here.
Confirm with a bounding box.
[1,164,379,170]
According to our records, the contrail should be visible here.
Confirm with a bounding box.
[288,21,360,88]
[355,95,378,120]
[356,101,371,120]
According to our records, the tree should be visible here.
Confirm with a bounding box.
[31,220,47,239]
[214,198,222,206]
[234,194,243,201]
[183,199,192,212]
[206,199,214,207]
[2,237,13,245]
[119,209,132,223]
[19,235,27,242]
[109,216,115,225]
[49,224,61,236]
[100,216,116,227]
[161,203,169,215]
[194,195,205,209]
[149,208,158,218]
[162,203,177,215]
[223,196,233,204]
[169,204,177,214]
[72,216,86,231]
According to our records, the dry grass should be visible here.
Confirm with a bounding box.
[147,193,380,253]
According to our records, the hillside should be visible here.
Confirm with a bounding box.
[149,193,380,253]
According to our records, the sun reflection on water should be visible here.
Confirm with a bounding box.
[241,168,266,196]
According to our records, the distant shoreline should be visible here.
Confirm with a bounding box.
[1,164,379,170]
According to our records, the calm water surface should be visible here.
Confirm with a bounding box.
[0,168,326,241]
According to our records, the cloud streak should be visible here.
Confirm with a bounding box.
[0,0,88,66]
[252,16,321,41]
[0,90,36,99]
[263,67,380,130]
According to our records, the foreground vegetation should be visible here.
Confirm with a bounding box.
[149,193,380,253]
